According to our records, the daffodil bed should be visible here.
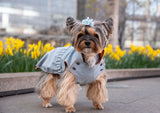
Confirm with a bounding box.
[0,37,160,73]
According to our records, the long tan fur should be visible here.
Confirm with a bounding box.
[57,70,79,112]
[86,73,108,109]
[36,73,57,98]
[35,73,59,107]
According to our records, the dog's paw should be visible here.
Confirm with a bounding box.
[93,103,104,110]
[43,103,53,108]
[65,107,76,113]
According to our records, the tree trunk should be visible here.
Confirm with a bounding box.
[106,0,119,49]
[77,0,86,20]
[118,0,127,49]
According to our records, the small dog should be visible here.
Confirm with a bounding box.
[35,17,113,112]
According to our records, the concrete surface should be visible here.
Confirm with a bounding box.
[1,68,160,92]
[0,77,160,113]
[0,72,41,92]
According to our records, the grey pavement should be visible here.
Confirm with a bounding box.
[0,77,160,113]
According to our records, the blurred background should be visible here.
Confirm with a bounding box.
[0,0,160,49]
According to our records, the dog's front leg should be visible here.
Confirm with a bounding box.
[86,73,108,110]
[57,71,79,113]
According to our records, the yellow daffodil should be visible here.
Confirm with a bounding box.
[151,56,154,61]
[5,37,15,47]
[128,50,132,54]
[130,44,159,60]
[2,37,160,62]
[38,40,42,48]
[41,43,54,55]
[104,45,126,61]
[104,47,108,56]
[24,49,27,54]
[64,43,71,47]
[5,37,24,54]
[5,45,13,56]
[0,41,4,56]
[130,44,137,52]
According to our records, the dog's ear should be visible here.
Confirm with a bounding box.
[66,17,80,32]
[94,18,113,48]
[104,18,113,35]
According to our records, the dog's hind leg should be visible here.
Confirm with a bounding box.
[35,73,58,108]
[57,71,79,113]
[86,73,108,110]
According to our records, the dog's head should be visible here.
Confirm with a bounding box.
[66,17,113,55]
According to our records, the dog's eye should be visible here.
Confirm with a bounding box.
[94,34,99,40]
[77,33,83,39]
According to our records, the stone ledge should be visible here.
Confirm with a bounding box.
[106,68,160,81]
[0,68,160,96]
[0,72,41,92]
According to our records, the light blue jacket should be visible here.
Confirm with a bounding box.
[36,46,105,85]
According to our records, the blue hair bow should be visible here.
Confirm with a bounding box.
[82,17,94,27]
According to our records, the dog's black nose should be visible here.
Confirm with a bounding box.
[85,41,91,46]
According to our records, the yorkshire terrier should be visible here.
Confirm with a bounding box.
[35,17,113,112]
